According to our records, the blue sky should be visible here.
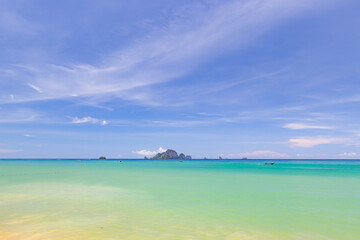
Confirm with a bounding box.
[1,0,360,158]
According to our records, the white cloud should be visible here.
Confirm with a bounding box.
[133,147,167,156]
[24,134,31,137]
[71,116,107,125]
[0,148,23,153]
[296,153,329,158]
[133,149,158,156]
[10,94,14,100]
[71,117,98,124]
[289,137,346,148]
[229,150,288,158]
[284,123,334,130]
[340,152,359,157]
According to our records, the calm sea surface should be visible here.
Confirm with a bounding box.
[0,159,359,239]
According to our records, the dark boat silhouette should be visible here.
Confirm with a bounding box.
[265,162,275,165]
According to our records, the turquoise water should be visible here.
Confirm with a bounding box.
[0,159,359,239]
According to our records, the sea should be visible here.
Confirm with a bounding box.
[0,159,359,239]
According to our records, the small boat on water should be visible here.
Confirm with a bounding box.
[265,162,275,165]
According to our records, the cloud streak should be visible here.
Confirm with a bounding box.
[0,0,328,106]
[284,123,334,130]
[28,83,43,93]
[0,10,40,35]
[229,150,288,158]
[0,108,39,123]
[0,148,23,153]
[289,137,346,148]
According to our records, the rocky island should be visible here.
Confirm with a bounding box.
[151,149,192,159]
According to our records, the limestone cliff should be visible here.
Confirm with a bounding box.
[151,149,192,159]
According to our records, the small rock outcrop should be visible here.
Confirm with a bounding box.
[99,156,106,159]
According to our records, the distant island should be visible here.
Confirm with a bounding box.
[151,149,192,159]
[99,156,106,159]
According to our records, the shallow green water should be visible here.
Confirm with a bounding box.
[0,160,359,239]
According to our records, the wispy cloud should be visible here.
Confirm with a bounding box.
[71,117,108,125]
[340,152,359,157]
[228,150,288,158]
[284,123,334,130]
[208,68,289,93]
[295,153,329,158]
[289,137,346,148]
[0,148,23,153]
[0,0,328,106]
[147,120,211,127]
[0,108,39,123]
[0,10,40,35]
[133,147,167,156]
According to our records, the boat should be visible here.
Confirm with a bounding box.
[265,162,275,165]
